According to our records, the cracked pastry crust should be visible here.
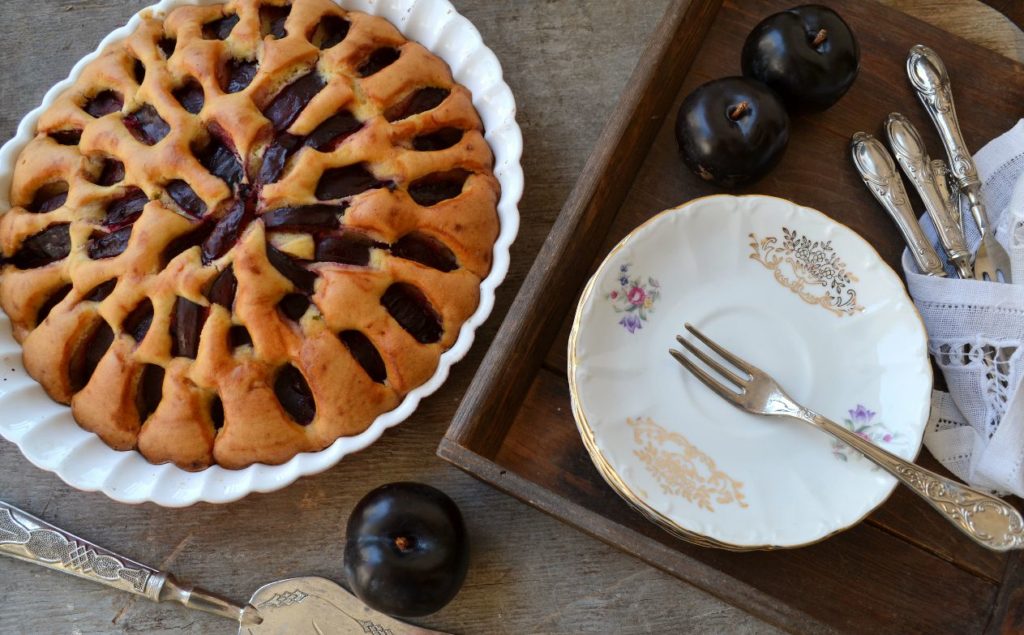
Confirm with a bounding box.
[0,0,499,470]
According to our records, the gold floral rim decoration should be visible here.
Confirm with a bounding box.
[749,227,865,317]
[628,417,748,512]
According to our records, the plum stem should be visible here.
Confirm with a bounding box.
[812,28,828,47]
[727,101,750,121]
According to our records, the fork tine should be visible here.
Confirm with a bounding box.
[684,323,754,375]
[669,349,743,404]
[675,335,746,389]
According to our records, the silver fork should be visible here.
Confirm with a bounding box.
[670,323,1024,552]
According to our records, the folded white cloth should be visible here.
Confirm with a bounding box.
[901,119,1024,495]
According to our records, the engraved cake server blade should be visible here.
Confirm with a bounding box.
[0,500,450,635]
[907,44,1011,282]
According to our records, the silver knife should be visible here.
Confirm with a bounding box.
[0,500,450,635]
[884,112,972,278]
[850,132,946,277]
[907,44,1012,282]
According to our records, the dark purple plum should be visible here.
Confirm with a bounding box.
[263,72,326,131]
[305,112,362,152]
[338,330,386,383]
[408,170,468,207]
[358,48,400,77]
[260,5,290,39]
[166,180,207,218]
[391,233,457,271]
[310,15,350,49]
[274,364,315,424]
[124,104,170,145]
[28,183,69,213]
[88,227,132,260]
[123,298,154,342]
[171,296,206,359]
[380,283,441,344]
[83,279,117,302]
[384,87,449,122]
[315,164,385,200]
[210,396,225,430]
[674,76,790,188]
[277,293,310,321]
[69,320,114,391]
[315,233,377,266]
[50,129,82,146]
[202,198,251,263]
[223,59,258,93]
[84,90,123,118]
[262,204,342,231]
[36,284,72,325]
[207,266,237,308]
[103,188,148,228]
[203,14,239,40]
[159,37,176,58]
[10,224,71,269]
[344,482,468,618]
[197,137,243,187]
[228,325,252,348]
[135,364,164,421]
[412,128,463,152]
[93,159,126,186]
[132,59,146,85]
[266,244,316,293]
[258,133,303,184]
[174,80,206,114]
[162,222,215,266]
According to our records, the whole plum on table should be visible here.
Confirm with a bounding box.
[344,482,469,618]
[674,76,790,188]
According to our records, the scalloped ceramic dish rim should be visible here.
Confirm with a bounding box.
[568,194,932,549]
[0,0,523,506]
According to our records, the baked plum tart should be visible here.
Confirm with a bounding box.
[0,0,499,470]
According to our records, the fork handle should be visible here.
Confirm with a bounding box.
[797,409,1024,551]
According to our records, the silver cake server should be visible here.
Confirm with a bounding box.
[0,500,450,635]
[884,112,972,278]
[907,44,1011,282]
[850,132,946,276]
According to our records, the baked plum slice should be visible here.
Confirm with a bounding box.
[278,293,310,321]
[124,105,170,145]
[10,224,71,269]
[315,232,380,266]
[262,204,343,231]
[391,233,457,272]
[258,133,303,185]
[50,130,82,146]
[381,283,441,344]
[266,244,316,293]
[103,188,148,228]
[92,159,126,186]
[135,364,164,421]
[306,112,362,152]
[27,182,69,213]
[123,298,154,343]
[197,136,243,187]
[310,15,350,49]
[338,330,386,383]
[207,266,237,308]
[223,59,258,94]
[171,296,207,359]
[203,14,239,40]
[358,48,400,77]
[166,180,207,218]
[36,283,72,325]
[88,227,132,260]
[274,364,315,424]
[263,72,326,132]
[385,88,449,122]
[84,90,123,118]
[413,128,463,152]
[174,80,205,114]
[261,5,290,39]
[315,164,387,200]
[408,170,469,207]
[202,198,251,263]
[68,320,114,392]
[83,279,117,302]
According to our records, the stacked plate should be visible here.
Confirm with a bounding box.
[568,195,932,549]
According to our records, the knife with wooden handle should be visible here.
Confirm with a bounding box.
[850,132,947,277]
[884,112,972,278]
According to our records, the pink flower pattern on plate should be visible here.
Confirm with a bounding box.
[831,405,900,463]
[605,264,661,333]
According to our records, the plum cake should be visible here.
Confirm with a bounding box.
[0,0,499,470]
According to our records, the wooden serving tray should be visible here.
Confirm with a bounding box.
[439,0,1024,632]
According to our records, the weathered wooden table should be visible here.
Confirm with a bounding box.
[0,1,1020,633]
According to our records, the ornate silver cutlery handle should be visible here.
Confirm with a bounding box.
[793,409,1024,551]
[884,113,972,278]
[0,500,259,626]
[850,132,946,276]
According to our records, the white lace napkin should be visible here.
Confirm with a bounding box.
[901,119,1024,495]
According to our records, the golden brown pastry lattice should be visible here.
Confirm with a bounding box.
[0,0,499,470]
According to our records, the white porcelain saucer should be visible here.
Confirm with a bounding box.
[568,195,932,549]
